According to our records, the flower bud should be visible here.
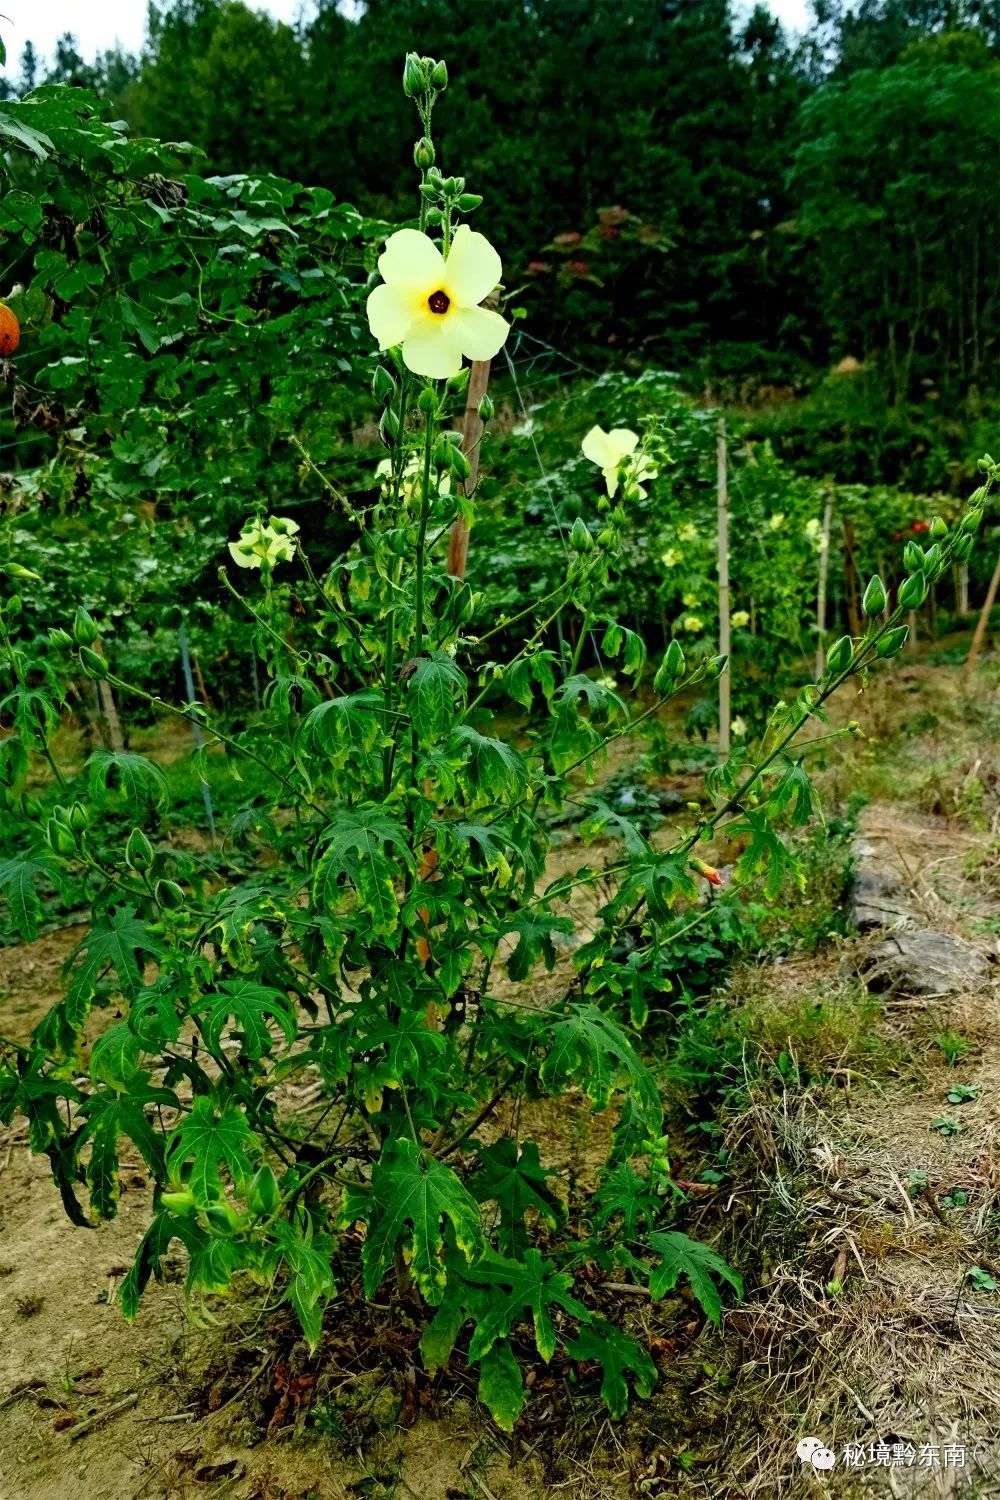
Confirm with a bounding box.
[457,193,483,213]
[664,639,685,678]
[903,540,923,573]
[371,365,396,405]
[424,207,444,227]
[417,387,439,414]
[126,827,154,872]
[413,136,435,170]
[876,625,909,658]
[897,571,927,609]
[825,635,854,675]
[69,801,89,833]
[690,857,723,887]
[72,606,98,646]
[247,1163,281,1217]
[953,532,975,562]
[447,446,471,481]
[48,627,73,648]
[402,52,426,97]
[154,878,185,910]
[429,59,448,89]
[477,394,494,422]
[446,366,470,394]
[79,645,108,678]
[930,515,948,540]
[378,409,400,446]
[45,817,76,856]
[861,575,887,617]
[960,507,983,534]
[569,518,594,552]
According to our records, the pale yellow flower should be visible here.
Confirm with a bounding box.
[228,516,299,570]
[366,226,509,379]
[376,455,451,500]
[678,523,697,542]
[730,716,747,738]
[683,615,703,633]
[682,592,699,609]
[660,547,682,568]
[731,610,750,628]
[769,512,785,531]
[581,426,657,498]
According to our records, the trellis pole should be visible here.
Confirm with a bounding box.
[814,492,834,678]
[964,549,1000,682]
[716,419,731,758]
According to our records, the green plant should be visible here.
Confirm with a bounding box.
[0,61,994,1436]
[931,1116,965,1137]
[946,1083,979,1104]
[936,1030,971,1066]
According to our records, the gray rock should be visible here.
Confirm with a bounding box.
[862,929,991,997]
[851,867,912,932]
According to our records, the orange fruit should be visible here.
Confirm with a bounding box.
[0,305,20,356]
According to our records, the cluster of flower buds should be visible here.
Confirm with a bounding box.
[402,53,449,98]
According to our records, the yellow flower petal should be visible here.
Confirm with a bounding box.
[447,304,510,361]
[607,428,639,456]
[444,225,502,306]
[582,425,618,469]
[366,282,418,349]
[378,228,445,292]
[401,319,466,379]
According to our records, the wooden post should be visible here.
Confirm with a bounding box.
[815,492,834,678]
[964,549,1000,681]
[957,562,970,616]
[446,349,493,581]
[842,521,862,638]
[716,420,731,758]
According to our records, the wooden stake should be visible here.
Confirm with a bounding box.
[716,420,731,758]
[446,353,493,582]
[964,549,1000,681]
[842,521,861,638]
[815,492,834,678]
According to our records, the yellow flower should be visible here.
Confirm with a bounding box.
[376,455,451,500]
[730,716,747,739]
[366,226,509,379]
[679,523,697,542]
[581,425,656,498]
[683,615,703,633]
[682,592,699,608]
[731,610,750,628]
[660,547,682,568]
[769,512,785,531]
[229,516,299,570]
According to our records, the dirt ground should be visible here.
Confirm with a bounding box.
[1,663,998,1499]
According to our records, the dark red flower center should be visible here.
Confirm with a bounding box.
[427,289,450,315]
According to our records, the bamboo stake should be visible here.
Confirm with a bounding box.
[716,420,731,758]
[815,492,834,678]
[446,350,493,581]
[964,549,1000,681]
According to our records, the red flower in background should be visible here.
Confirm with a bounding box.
[912,519,929,533]
[568,260,590,276]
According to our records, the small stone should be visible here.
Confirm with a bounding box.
[851,867,911,931]
[862,930,991,997]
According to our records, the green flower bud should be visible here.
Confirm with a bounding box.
[247,1164,281,1218]
[826,635,854,675]
[160,1188,197,1217]
[429,59,448,89]
[72,606,98,646]
[876,625,909,658]
[921,543,942,576]
[371,365,396,405]
[664,639,685,678]
[862,575,887,617]
[125,827,154,872]
[402,52,426,98]
[417,387,439,414]
[378,408,400,446]
[423,206,444,227]
[705,653,729,681]
[447,446,471,481]
[457,193,483,213]
[69,801,89,833]
[203,1201,241,1235]
[79,645,108,678]
[953,532,975,562]
[897,571,927,609]
[48,627,73,648]
[446,366,470,395]
[413,136,435,170]
[418,182,440,203]
[45,817,76,856]
[477,394,494,422]
[903,540,923,573]
[960,507,983,534]
[4,594,21,616]
[154,878,185,910]
[569,518,594,552]
[930,515,948,540]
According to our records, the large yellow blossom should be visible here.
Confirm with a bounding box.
[366,226,509,379]
[581,426,656,497]
[229,516,299,570]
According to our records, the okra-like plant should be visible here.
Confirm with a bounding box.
[0,57,993,1428]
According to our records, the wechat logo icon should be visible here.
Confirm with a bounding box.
[797,1437,837,1471]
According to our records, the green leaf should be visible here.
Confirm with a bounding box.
[501,909,573,982]
[463,1248,589,1363]
[344,1137,484,1306]
[63,907,164,1017]
[469,1140,564,1255]
[196,980,297,1061]
[80,1090,166,1219]
[478,1339,526,1431]
[452,724,527,801]
[86,751,169,815]
[541,1004,661,1131]
[90,1023,146,1091]
[312,807,411,938]
[119,1211,181,1320]
[592,1162,660,1237]
[566,1319,657,1417]
[409,653,468,742]
[0,852,60,940]
[164,1097,260,1206]
[263,1220,337,1350]
[647,1231,743,1324]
